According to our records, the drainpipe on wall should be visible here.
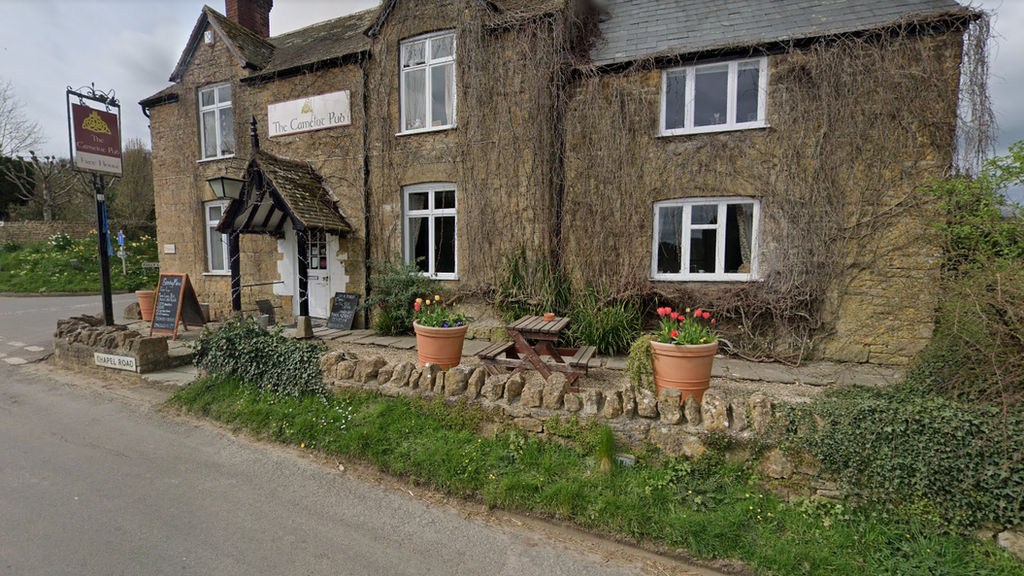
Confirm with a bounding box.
[361,52,372,331]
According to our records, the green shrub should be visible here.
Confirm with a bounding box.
[562,289,644,355]
[48,232,74,251]
[494,248,570,322]
[496,249,644,355]
[626,334,656,393]
[362,255,440,335]
[2,241,21,253]
[191,315,328,397]
[919,141,1024,409]
[781,386,1024,529]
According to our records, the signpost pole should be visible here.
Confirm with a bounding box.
[67,84,122,328]
[93,173,114,326]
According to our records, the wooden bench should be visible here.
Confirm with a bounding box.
[568,346,596,368]
[476,316,595,390]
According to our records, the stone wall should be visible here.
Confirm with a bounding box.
[0,220,94,244]
[148,20,367,325]
[560,31,963,365]
[320,350,849,501]
[52,315,178,374]
[145,0,967,363]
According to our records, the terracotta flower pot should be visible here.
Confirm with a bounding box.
[651,340,718,404]
[413,321,469,369]
[136,290,156,322]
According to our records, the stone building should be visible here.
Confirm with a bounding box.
[141,0,977,363]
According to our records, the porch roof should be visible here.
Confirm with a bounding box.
[218,150,353,236]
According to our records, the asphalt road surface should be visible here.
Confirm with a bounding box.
[0,293,135,364]
[0,348,720,575]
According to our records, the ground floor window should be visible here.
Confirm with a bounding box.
[652,197,759,281]
[205,200,231,274]
[404,183,456,279]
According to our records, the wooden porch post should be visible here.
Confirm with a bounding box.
[296,228,309,317]
[229,230,242,312]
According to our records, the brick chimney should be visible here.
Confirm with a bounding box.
[225,0,273,38]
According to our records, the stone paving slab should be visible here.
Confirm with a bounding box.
[461,340,491,356]
[337,330,374,343]
[358,336,402,347]
[603,356,628,371]
[142,365,199,387]
[388,337,417,350]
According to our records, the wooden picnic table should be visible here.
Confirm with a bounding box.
[476,315,596,391]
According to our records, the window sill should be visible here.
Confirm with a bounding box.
[197,154,236,164]
[396,125,456,137]
[658,122,769,138]
[203,272,232,277]
[651,275,760,283]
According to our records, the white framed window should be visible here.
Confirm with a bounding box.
[660,58,768,136]
[652,197,760,282]
[400,31,456,134]
[404,183,457,280]
[199,83,234,160]
[205,200,231,274]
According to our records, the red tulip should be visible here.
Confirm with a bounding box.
[703,312,710,320]
[711,318,716,324]
[414,302,421,311]
[670,330,678,338]
[670,312,679,320]
[657,307,667,317]
[694,309,702,317]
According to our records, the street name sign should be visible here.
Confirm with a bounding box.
[94,352,137,372]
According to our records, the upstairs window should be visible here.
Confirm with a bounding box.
[400,31,456,134]
[652,197,759,281]
[404,183,457,280]
[199,83,234,159]
[661,58,767,136]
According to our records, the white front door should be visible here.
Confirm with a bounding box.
[306,230,330,318]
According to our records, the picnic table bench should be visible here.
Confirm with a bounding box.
[476,315,596,391]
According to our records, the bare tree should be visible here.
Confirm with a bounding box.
[107,138,155,234]
[0,151,78,221]
[0,78,46,157]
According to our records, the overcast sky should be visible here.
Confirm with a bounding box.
[0,0,1021,198]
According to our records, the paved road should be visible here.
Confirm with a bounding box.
[0,361,718,576]
[0,293,135,364]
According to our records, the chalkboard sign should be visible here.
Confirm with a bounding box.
[150,273,206,339]
[327,292,360,331]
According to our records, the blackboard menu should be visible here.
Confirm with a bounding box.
[327,293,360,331]
[150,273,206,339]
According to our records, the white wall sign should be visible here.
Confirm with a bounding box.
[94,352,138,372]
[268,90,351,138]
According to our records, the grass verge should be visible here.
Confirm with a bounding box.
[170,376,1023,576]
[0,235,159,293]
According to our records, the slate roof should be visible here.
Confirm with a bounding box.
[254,151,353,235]
[255,8,377,78]
[169,6,275,83]
[592,0,968,66]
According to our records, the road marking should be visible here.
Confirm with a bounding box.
[24,346,45,352]
[4,357,28,365]
[7,341,25,347]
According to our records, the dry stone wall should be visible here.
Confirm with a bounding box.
[0,221,94,244]
[52,315,178,374]
[320,350,842,500]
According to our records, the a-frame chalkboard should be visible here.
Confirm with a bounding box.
[150,273,207,340]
